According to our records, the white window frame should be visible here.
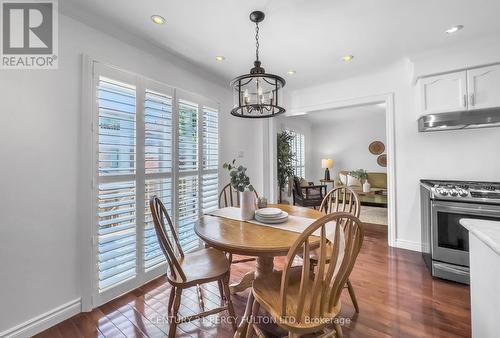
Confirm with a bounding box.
[80,57,219,310]
[288,129,306,178]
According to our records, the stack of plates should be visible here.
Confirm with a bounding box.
[255,208,288,224]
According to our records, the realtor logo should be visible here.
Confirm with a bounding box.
[1,0,58,69]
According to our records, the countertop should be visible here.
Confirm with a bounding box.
[460,218,500,256]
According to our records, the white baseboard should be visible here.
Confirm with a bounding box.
[0,298,81,338]
[395,239,421,252]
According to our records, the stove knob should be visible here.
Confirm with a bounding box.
[438,188,448,196]
[450,189,458,197]
[458,189,468,197]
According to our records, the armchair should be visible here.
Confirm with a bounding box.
[291,176,327,209]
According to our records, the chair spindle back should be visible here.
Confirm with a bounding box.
[218,183,259,208]
[149,195,186,281]
[320,186,360,217]
[279,212,364,324]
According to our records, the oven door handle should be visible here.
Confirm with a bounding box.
[433,202,500,215]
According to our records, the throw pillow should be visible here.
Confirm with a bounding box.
[299,178,310,187]
[339,173,347,185]
[347,175,361,187]
[340,173,361,187]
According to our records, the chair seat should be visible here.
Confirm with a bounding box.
[252,268,341,332]
[168,247,230,286]
[305,189,321,198]
[308,243,334,262]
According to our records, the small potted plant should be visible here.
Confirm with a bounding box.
[348,169,370,192]
[223,159,256,220]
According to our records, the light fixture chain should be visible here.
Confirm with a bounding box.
[255,22,260,61]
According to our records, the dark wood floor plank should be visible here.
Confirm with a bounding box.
[89,308,127,338]
[113,303,166,338]
[140,289,194,337]
[99,302,147,338]
[71,312,102,338]
[36,225,471,337]
[33,325,63,338]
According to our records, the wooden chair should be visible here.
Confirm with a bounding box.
[292,176,327,210]
[218,183,258,265]
[149,196,237,338]
[246,212,364,337]
[312,186,361,313]
[218,182,259,208]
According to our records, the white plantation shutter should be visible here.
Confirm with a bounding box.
[203,107,218,170]
[202,173,218,213]
[144,178,171,269]
[202,107,219,213]
[98,77,136,176]
[144,90,172,174]
[177,176,199,252]
[289,130,305,178]
[91,62,218,307]
[97,181,136,290]
[177,99,200,252]
[97,76,137,293]
[143,89,173,270]
[178,100,198,171]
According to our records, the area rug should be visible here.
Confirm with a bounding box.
[359,206,388,225]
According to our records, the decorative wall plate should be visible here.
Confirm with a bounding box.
[377,154,387,167]
[369,141,385,155]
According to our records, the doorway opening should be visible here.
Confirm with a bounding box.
[267,94,396,246]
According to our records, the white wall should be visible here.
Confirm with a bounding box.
[0,14,264,334]
[308,107,387,182]
[285,36,500,251]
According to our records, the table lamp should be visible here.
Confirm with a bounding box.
[321,159,333,180]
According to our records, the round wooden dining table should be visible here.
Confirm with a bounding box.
[195,204,324,337]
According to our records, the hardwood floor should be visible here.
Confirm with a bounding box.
[35,224,471,338]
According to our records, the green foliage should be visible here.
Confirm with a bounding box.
[277,131,295,194]
[348,169,368,181]
[223,159,254,192]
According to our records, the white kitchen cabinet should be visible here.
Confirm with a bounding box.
[467,64,500,110]
[418,71,467,115]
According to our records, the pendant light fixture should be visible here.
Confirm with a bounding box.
[230,11,286,118]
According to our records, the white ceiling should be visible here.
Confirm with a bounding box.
[62,0,500,91]
[288,104,386,126]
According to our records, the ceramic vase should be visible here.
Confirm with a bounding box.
[362,180,371,193]
[240,190,256,220]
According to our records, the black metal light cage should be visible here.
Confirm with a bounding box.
[230,11,286,118]
[230,72,286,118]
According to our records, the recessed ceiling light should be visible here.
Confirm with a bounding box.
[445,25,464,34]
[151,15,166,25]
[342,55,354,62]
[215,55,225,62]
[287,70,296,75]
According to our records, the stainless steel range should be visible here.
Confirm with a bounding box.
[420,179,500,284]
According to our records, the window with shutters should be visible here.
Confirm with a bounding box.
[288,130,306,178]
[202,107,219,213]
[91,63,219,306]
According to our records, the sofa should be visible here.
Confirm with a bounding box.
[336,170,388,207]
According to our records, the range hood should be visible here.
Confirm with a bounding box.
[418,107,500,132]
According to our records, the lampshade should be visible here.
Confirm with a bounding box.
[321,159,333,169]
